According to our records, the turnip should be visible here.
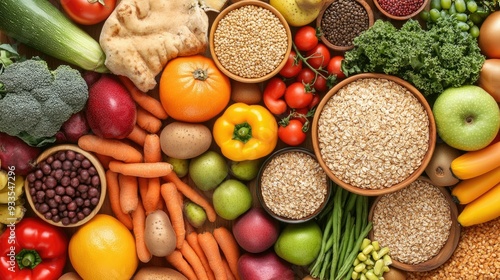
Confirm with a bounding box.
[0,132,41,176]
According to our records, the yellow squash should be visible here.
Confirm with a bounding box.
[452,165,500,204]
[458,182,500,227]
[450,141,500,180]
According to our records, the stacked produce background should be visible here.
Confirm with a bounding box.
[0,0,500,279]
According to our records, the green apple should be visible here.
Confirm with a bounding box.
[165,156,189,178]
[183,202,207,228]
[274,220,322,266]
[212,179,252,221]
[229,159,263,181]
[433,85,500,151]
[189,151,228,191]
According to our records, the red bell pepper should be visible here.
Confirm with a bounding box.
[0,217,68,280]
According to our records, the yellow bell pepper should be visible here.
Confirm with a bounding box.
[213,103,278,161]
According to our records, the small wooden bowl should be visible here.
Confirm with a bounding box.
[25,144,106,227]
[256,147,332,223]
[316,0,374,52]
[373,0,430,21]
[311,73,436,196]
[368,177,461,272]
[209,0,292,83]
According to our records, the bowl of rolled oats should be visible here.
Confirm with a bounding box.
[209,0,292,83]
[256,147,332,223]
[311,73,436,196]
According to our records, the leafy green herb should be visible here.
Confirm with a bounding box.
[342,17,485,98]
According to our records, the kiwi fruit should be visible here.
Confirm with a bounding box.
[425,142,463,187]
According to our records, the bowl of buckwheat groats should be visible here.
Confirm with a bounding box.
[209,0,292,83]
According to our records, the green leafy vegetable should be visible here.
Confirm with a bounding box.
[342,17,485,98]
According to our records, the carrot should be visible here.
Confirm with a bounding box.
[94,153,113,169]
[161,182,185,249]
[137,106,163,134]
[78,134,143,163]
[163,172,217,222]
[198,231,227,280]
[138,177,149,203]
[144,178,161,214]
[186,232,216,280]
[180,240,209,280]
[144,133,162,163]
[118,174,139,214]
[213,227,241,280]
[222,258,237,280]
[118,75,169,120]
[131,200,152,263]
[165,250,198,280]
[105,170,133,230]
[127,124,147,146]
[109,161,173,178]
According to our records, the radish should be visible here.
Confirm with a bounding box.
[0,132,41,176]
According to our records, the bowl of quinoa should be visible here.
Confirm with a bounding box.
[368,177,461,272]
[256,147,332,223]
[311,73,436,196]
[209,0,292,83]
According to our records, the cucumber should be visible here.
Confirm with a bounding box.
[0,0,108,72]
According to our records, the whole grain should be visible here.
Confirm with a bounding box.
[213,5,288,79]
[317,78,429,189]
[372,179,452,265]
[260,151,328,220]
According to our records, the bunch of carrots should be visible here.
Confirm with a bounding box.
[77,76,241,280]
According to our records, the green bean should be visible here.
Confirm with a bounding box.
[320,249,332,280]
[338,214,353,266]
[309,208,335,277]
[329,187,344,279]
[334,222,373,280]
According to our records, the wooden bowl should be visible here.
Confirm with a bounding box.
[256,147,332,223]
[316,0,374,52]
[311,73,436,196]
[25,144,107,227]
[373,0,430,20]
[209,0,292,83]
[368,177,461,272]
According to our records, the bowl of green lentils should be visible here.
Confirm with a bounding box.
[209,0,292,83]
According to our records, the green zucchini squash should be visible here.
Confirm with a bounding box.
[0,0,108,72]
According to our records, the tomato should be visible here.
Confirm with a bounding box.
[284,82,314,109]
[296,68,315,85]
[60,0,116,25]
[308,93,321,109]
[327,55,346,80]
[306,43,331,69]
[313,75,328,92]
[263,77,288,115]
[294,26,319,52]
[279,50,303,78]
[278,119,307,146]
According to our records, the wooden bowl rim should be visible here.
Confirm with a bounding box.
[311,73,437,196]
[373,0,430,20]
[367,177,461,272]
[24,144,107,228]
[316,0,375,52]
[256,147,333,223]
[209,0,292,83]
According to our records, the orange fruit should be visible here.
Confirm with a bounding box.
[68,214,138,280]
[159,55,231,123]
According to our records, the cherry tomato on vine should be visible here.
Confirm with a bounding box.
[61,0,116,25]
[296,68,315,85]
[263,77,288,115]
[279,50,303,78]
[278,119,307,146]
[306,43,331,69]
[294,26,319,52]
[284,82,314,109]
[327,55,346,80]
[313,75,328,92]
[308,94,321,109]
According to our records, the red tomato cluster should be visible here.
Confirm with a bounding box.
[263,26,347,146]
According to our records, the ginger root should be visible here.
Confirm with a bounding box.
[99,0,210,92]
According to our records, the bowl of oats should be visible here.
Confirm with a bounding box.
[311,73,436,196]
[256,147,332,223]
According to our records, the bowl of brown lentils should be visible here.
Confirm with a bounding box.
[316,0,374,52]
[256,147,332,223]
[209,0,292,83]
[373,0,430,20]
[311,73,436,196]
[25,144,106,227]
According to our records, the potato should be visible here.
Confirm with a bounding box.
[133,267,187,280]
[160,121,212,159]
[58,272,83,280]
[144,210,176,257]
[230,80,262,105]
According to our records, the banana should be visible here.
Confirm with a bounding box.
[0,170,7,191]
[0,204,26,225]
[0,175,24,203]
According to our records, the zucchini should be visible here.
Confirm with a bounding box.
[0,0,108,72]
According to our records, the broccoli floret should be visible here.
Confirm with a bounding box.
[0,58,88,146]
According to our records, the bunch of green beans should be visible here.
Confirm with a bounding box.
[308,184,372,280]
